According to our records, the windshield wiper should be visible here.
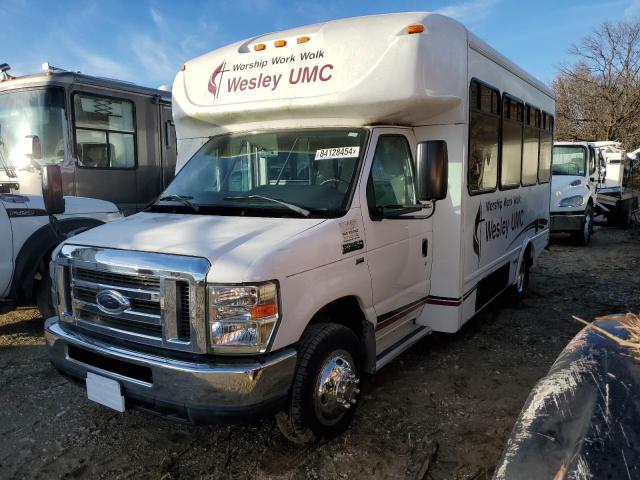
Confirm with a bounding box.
[157,194,200,212]
[224,195,310,217]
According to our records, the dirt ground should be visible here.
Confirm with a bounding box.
[1,227,639,480]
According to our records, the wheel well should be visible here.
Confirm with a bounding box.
[306,296,376,374]
[309,296,366,338]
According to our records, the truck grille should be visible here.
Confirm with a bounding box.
[71,268,164,340]
[55,245,210,353]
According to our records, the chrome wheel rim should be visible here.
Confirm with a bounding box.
[516,260,526,294]
[314,350,359,426]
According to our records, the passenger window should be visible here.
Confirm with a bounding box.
[74,93,136,169]
[368,136,416,208]
[588,147,597,175]
[468,80,499,194]
[538,113,553,183]
[500,95,523,188]
[522,104,540,186]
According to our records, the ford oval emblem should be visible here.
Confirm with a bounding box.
[95,289,130,315]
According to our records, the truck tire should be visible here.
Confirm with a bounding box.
[36,272,55,320]
[276,323,362,444]
[616,199,632,228]
[573,205,593,246]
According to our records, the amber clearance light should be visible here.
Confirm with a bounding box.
[297,36,311,44]
[407,24,425,34]
[254,43,266,51]
[274,39,287,47]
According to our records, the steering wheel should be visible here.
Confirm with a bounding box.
[320,178,350,187]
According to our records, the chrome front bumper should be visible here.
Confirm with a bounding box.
[550,213,586,232]
[45,318,296,423]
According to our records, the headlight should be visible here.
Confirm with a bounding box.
[207,282,279,353]
[559,195,584,207]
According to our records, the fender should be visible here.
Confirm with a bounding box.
[11,217,104,305]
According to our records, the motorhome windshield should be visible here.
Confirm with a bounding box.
[552,146,587,176]
[0,88,66,169]
[156,129,366,217]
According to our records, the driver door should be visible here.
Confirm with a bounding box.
[360,128,432,332]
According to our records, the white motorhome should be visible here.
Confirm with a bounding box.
[44,13,554,442]
[550,142,599,244]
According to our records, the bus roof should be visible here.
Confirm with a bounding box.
[0,70,171,100]
[173,12,553,138]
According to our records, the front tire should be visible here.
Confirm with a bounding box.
[276,323,362,445]
[573,205,593,246]
[511,250,531,301]
[36,271,55,319]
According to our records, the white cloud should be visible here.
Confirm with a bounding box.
[74,48,133,80]
[435,0,499,23]
[131,34,176,82]
[150,7,165,28]
[625,0,640,17]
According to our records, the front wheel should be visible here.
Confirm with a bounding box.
[511,251,530,301]
[573,205,593,246]
[36,271,56,319]
[276,323,362,444]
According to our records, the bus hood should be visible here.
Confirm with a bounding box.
[0,194,121,216]
[65,212,326,282]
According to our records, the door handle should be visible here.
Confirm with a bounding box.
[422,239,429,257]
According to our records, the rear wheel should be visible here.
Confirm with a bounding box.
[617,199,633,228]
[276,323,362,444]
[512,250,531,301]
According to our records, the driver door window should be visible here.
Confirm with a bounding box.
[367,135,417,209]
[73,93,136,169]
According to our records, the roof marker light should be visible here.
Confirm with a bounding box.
[407,24,425,34]
[274,39,287,47]
[297,36,310,44]
[254,43,266,51]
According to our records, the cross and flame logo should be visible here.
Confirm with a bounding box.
[207,61,227,98]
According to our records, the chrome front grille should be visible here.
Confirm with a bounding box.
[54,245,210,353]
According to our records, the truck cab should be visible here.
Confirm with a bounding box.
[550,142,598,244]
[0,63,176,214]
[0,191,122,317]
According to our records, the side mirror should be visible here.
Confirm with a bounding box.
[42,164,65,215]
[23,135,42,159]
[416,140,448,202]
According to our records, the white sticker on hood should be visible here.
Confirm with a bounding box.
[315,146,360,160]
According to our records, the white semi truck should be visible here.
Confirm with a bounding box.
[44,13,554,443]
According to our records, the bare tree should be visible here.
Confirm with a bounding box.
[553,19,640,149]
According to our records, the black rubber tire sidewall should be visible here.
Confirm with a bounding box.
[36,273,55,320]
[278,323,362,444]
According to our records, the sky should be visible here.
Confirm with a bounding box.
[2,0,640,89]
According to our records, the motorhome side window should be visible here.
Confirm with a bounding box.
[500,95,524,188]
[468,80,499,194]
[538,112,553,183]
[73,94,136,169]
[368,136,416,208]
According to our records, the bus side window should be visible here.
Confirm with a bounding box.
[468,80,500,194]
[522,104,540,185]
[538,112,553,183]
[500,95,524,189]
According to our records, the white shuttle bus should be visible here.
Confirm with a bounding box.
[44,13,554,443]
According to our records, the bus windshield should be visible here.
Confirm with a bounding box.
[0,88,66,169]
[552,146,587,176]
[156,129,367,218]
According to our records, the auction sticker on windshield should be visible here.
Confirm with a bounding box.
[315,146,360,160]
